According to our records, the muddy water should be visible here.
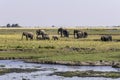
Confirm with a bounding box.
[0,60,120,80]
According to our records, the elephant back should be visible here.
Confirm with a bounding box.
[74,30,81,34]
[27,32,34,37]
[23,32,33,36]
[36,29,46,36]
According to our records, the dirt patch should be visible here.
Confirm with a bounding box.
[112,62,120,68]
[50,71,120,78]
[0,49,34,52]
[62,46,96,52]
[109,48,120,52]
[71,47,95,51]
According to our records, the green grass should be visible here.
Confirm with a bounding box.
[0,28,120,62]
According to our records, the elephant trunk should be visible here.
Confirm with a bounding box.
[21,33,24,40]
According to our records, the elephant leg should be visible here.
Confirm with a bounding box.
[26,36,28,40]
[74,33,77,38]
[29,36,31,40]
[74,33,75,38]
[77,34,79,39]
[60,32,62,37]
[21,35,24,40]
[31,36,33,40]
[36,35,38,40]
[67,34,69,37]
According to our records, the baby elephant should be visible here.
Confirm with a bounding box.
[21,32,34,40]
[101,35,112,41]
[52,36,59,40]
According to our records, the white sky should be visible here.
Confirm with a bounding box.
[0,0,120,27]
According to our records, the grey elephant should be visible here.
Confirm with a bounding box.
[101,35,112,41]
[21,32,34,40]
[58,28,63,37]
[83,32,88,38]
[42,34,50,40]
[52,36,59,40]
[74,30,81,38]
[63,29,69,37]
[36,29,46,39]
[74,30,88,39]
[36,29,50,40]
[76,32,84,38]
[58,28,69,37]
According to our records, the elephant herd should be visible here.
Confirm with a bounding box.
[21,28,112,41]
[21,30,50,40]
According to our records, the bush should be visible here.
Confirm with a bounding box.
[38,45,43,49]
[44,46,55,49]
[16,45,23,49]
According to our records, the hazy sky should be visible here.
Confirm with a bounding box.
[0,0,120,27]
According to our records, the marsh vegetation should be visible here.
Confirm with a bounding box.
[0,28,120,65]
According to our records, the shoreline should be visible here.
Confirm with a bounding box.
[23,59,120,68]
[0,57,120,68]
[50,71,120,78]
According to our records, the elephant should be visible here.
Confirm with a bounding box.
[21,32,34,40]
[58,28,63,37]
[36,34,50,40]
[42,34,50,40]
[58,28,69,37]
[76,32,84,38]
[83,32,88,38]
[36,29,46,39]
[74,30,88,38]
[63,29,69,37]
[52,36,59,40]
[101,35,112,41]
[74,30,81,38]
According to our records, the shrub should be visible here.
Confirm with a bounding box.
[44,46,55,49]
[16,45,22,49]
[38,45,43,49]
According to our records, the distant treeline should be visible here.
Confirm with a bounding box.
[6,23,21,27]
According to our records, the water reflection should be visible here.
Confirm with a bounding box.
[0,60,120,80]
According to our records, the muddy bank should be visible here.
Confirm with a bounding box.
[112,63,120,68]
[0,68,40,75]
[50,71,120,78]
[0,57,120,68]
[24,59,120,68]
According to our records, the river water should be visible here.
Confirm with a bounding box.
[0,60,120,80]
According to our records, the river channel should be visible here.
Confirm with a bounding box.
[0,60,120,80]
